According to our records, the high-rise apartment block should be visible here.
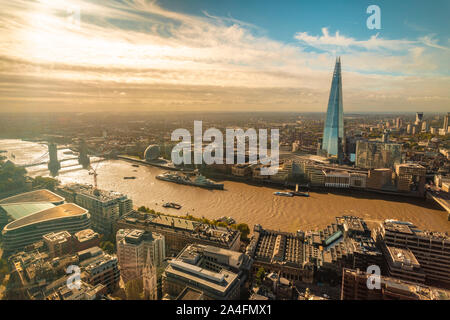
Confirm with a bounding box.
[57,184,132,235]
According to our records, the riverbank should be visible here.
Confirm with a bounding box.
[2,139,449,234]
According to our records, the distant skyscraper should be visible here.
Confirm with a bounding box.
[415,112,423,125]
[321,57,344,161]
[443,112,450,133]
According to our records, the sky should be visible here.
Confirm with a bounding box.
[0,0,449,113]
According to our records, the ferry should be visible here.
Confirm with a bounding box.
[217,216,236,225]
[123,176,136,180]
[156,172,224,190]
[162,202,182,209]
[132,164,139,168]
[273,191,294,197]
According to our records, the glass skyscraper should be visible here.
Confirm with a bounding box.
[321,57,344,161]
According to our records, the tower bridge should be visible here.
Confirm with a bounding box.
[18,141,92,172]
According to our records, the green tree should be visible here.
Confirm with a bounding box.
[0,162,27,193]
[236,223,250,241]
[100,241,115,254]
[32,176,58,191]
[137,206,150,213]
[255,267,265,286]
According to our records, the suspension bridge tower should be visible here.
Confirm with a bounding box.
[78,139,90,169]
[47,143,61,176]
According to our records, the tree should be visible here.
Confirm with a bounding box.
[100,241,115,254]
[32,176,58,191]
[137,206,150,213]
[0,162,27,193]
[236,223,250,241]
[255,267,265,286]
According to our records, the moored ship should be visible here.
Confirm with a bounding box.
[273,191,294,197]
[156,172,224,190]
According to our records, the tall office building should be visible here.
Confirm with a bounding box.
[415,112,423,125]
[421,121,429,132]
[116,229,165,283]
[443,112,450,133]
[321,57,344,161]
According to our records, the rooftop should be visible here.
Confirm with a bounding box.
[165,259,238,294]
[176,287,204,300]
[0,202,55,220]
[387,246,420,267]
[60,184,128,203]
[4,203,88,231]
[119,211,239,246]
[43,231,72,243]
[0,189,64,204]
[74,229,99,242]
[383,221,449,241]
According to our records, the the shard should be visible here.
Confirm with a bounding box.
[321,57,344,161]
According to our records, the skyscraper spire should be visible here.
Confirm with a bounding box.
[321,57,344,161]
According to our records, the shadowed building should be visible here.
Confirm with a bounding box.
[341,268,450,300]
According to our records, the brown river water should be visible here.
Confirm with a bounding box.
[1,139,449,233]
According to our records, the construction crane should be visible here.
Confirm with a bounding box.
[88,157,101,191]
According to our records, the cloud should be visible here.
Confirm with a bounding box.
[294,28,415,51]
[0,0,448,112]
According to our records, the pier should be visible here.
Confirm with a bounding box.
[426,191,450,220]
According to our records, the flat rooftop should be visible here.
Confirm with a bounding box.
[60,184,127,203]
[0,202,55,220]
[4,203,88,231]
[387,246,420,267]
[74,229,98,242]
[166,259,238,294]
[384,221,449,241]
[0,189,64,204]
[176,287,204,300]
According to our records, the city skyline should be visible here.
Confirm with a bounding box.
[0,0,449,113]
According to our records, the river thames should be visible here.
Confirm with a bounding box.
[1,139,449,233]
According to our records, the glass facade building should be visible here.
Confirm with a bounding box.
[321,57,344,160]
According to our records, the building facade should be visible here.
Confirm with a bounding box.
[116,228,165,283]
